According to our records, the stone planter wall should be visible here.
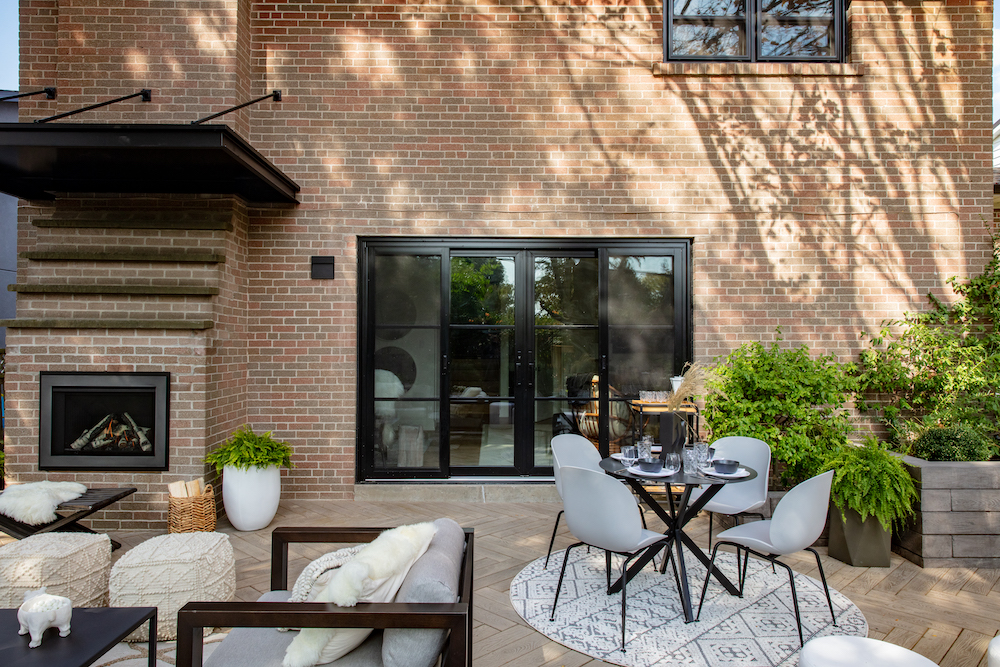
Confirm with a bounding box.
[894,456,1000,568]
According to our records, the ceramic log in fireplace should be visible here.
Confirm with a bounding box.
[39,372,169,470]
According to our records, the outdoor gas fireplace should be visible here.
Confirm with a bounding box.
[39,372,170,471]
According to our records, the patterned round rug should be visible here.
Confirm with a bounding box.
[510,548,867,667]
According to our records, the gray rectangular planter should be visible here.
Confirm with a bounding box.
[893,456,1000,568]
[829,505,891,567]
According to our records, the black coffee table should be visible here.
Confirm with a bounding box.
[0,606,156,667]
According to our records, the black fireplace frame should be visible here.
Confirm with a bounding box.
[39,371,170,471]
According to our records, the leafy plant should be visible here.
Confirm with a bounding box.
[857,222,1000,443]
[821,437,917,531]
[704,331,856,484]
[204,425,294,473]
[911,424,996,462]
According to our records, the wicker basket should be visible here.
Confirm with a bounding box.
[167,484,217,533]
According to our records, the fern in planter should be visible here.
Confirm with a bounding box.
[204,425,294,473]
[821,437,917,531]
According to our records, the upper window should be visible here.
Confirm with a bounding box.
[665,0,843,62]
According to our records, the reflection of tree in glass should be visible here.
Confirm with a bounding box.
[674,0,743,15]
[760,0,832,17]
[450,257,513,325]
[609,256,673,326]
[760,25,832,57]
[672,24,744,57]
[534,258,598,325]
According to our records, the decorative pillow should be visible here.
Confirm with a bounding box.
[0,482,87,525]
[382,518,466,667]
[289,544,365,602]
[282,522,437,667]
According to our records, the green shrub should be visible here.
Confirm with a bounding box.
[858,222,1000,442]
[704,332,856,485]
[911,424,995,462]
[821,437,917,531]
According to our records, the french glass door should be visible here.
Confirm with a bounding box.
[359,239,690,480]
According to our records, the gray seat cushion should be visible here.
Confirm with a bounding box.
[382,517,466,667]
[206,626,384,667]
[206,591,384,667]
[205,519,466,667]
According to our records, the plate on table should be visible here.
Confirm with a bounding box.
[700,466,750,479]
[626,465,677,478]
[611,447,660,461]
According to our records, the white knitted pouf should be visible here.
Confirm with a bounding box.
[0,533,112,608]
[110,532,235,641]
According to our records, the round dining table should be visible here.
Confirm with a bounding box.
[599,456,758,624]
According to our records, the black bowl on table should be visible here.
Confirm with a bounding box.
[637,457,663,473]
[713,459,739,474]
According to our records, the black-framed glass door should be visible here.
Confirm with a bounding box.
[358,238,691,480]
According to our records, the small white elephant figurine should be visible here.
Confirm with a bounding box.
[17,587,72,648]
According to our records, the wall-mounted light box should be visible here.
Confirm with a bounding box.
[310,256,335,279]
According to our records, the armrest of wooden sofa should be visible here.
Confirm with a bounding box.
[176,525,474,667]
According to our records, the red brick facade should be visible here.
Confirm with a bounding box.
[5,0,993,528]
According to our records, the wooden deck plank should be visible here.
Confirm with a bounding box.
[911,627,961,665]
[939,629,995,667]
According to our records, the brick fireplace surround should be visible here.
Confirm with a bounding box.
[3,200,279,529]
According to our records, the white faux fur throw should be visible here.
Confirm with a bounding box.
[0,482,88,525]
[282,522,438,667]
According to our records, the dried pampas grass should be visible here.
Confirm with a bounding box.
[664,362,712,410]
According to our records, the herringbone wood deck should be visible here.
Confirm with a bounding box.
[6,499,998,665]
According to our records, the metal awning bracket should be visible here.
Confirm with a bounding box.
[35,89,151,124]
[0,88,56,103]
[191,91,281,125]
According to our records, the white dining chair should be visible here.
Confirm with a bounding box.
[695,469,837,646]
[551,465,672,651]
[690,436,771,552]
[545,434,602,568]
[546,434,651,568]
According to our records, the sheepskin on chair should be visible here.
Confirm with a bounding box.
[282,522,437,667]
[0,482,87,525]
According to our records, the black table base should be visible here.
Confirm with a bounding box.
[600,459,756,623]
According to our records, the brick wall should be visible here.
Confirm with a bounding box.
[6,0,993,522]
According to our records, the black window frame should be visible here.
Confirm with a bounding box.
[664,0,844,63]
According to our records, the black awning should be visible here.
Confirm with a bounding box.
[0,123,299,204]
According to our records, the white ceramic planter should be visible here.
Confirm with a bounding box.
[221,464,281,531]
